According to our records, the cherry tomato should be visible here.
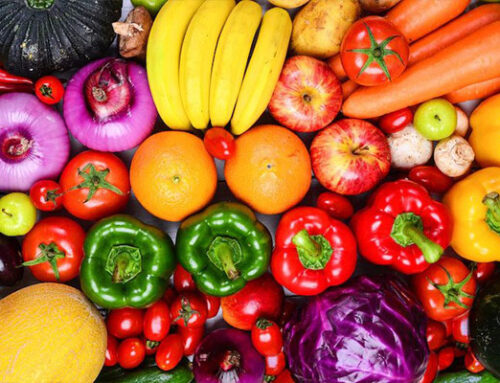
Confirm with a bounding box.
[104,334,119,367]
[118,338,146,369]
[21,216,85,282]
[274,369,295,383]
[265,352,286,376]
[203,293,220,318]
[454,346,467,358]
[29,180,63,211]
[251,318,283,357]
[156,334,184,371]
[438,346,455,371]
[341,16,409,86]
[179,325,204,356]
[316,192,354,220]
[173,264,196,292]
[203,127,235,160]
[279,299,298,327]
[426,320,447,351]
[465,348,485,373]
[442,318,453,338]
[144,338,160,355]
[59,151,130,221]
[409,166,453,194]
[379,108,413,134]
[143,300,170,342]
[170,292,208,328]
[163,287,177,306]
[419,351,438,383]
[451,311,469,344]
[412,256,476,321]
[35,75,64,105]
[107,308,144,339]
[474,262,496,284]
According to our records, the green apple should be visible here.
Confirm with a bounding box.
[414,99,457,140]
[0,193,37,236]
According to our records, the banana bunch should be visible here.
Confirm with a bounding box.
[147,0,292,134]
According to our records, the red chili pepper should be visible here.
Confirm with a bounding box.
[419,351,438,383]
[437,346,455,371]
[0,68,33,85]
[271,206,357,296]
[351,180,453,274]
[465,348,485,373]
[0,83,33,93]
[451,311,470,344]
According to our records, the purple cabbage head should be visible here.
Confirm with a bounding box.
[283,275,429,383]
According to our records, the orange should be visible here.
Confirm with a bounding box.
[130,131,217,221]
[225,124,311,214]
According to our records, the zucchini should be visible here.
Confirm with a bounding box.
[96,358,193,383]
[435,370,500,383]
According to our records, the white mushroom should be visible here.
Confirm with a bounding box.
[434,135,475,177]
[454,106,469,137]
[388,124,433,169]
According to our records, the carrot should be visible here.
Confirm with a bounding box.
[328,0,471,80]
[410,4,500,63]
[342,22,500,119]
[445,77,500,104]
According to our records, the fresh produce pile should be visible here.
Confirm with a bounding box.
[2,0,500,382]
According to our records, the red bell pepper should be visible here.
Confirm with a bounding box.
[351,180,452,274]
[270,206,357,296]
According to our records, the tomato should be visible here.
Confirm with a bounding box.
[426,319,447,351]
[465,348,485,373]
[21,216,85,282]
[274,369,295,383]
[117,337,146,369]
[474,262,496,284]
[173,264,196,292]
[340,16,409,86]
[35,75,64,105]
[163,287,177,305]
[251,318,283,357]
[419,351,438,383]
[379,108,413,134]
[170,292,208,328]
[203,293,220,319]
[437,346,455,371]
[59,151,130,221]
[29,180,63,211]
[156,334,184,371]
[107,308,144,339]
[104,334,119,367]
[143,300,170,342]
[412,256,476,321]
[144,338,160,355]
[451,311,469,344]
[265,352,286,376]
[179,325,204,356]
[221,273,284,331]
[203,127,235,160]
[316,192,354,220]
[409,166,453,194]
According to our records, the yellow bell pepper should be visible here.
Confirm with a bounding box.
[469,93,500,167]
[443,167,500,262]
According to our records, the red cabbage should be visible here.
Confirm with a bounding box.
[283,275,429,383]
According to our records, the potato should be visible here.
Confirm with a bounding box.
[359,0,401,13]
[291,0,361,58]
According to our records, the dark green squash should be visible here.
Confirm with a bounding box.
[470,275,500,379]
[0,0,123,79]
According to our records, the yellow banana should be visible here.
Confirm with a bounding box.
[179,0,235,130]
[209,0,262,128]
[231,8,292,135]
[146,0,204,131]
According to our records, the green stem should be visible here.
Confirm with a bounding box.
[105,245,142,284]
[483,192,500,233]
[22,242,65,281]
[218,244,240,280]
[292,229,333,270]
[207,237,242,280]
[427,266,475,309]
[27,0,54,9]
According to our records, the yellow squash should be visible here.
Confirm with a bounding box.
[209,0,262,128]
[147,0,205,130]
[469,93,500,167]
[231,7,292,135]
[0,283,106,383]
[443,167,500,262]
[179,0,235,130]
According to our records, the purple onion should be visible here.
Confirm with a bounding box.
[194,328,265,383]
[64,57,157,152]
[0,93,69,192]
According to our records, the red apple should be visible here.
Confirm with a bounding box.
[268,55,342,133]
[311,119,391,195]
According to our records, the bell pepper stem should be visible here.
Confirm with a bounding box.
[106,245,142,284]
[292,229,321,258]
[483,192,500,233]
[207,236,242,280]
[292,229,333,270]
[404,225,443,264]
[112,256,131,283]
[217,244,240,280]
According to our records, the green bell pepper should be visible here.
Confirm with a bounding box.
[131,0,167,15]
[176,202,272,297]
[80,215,176,309]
